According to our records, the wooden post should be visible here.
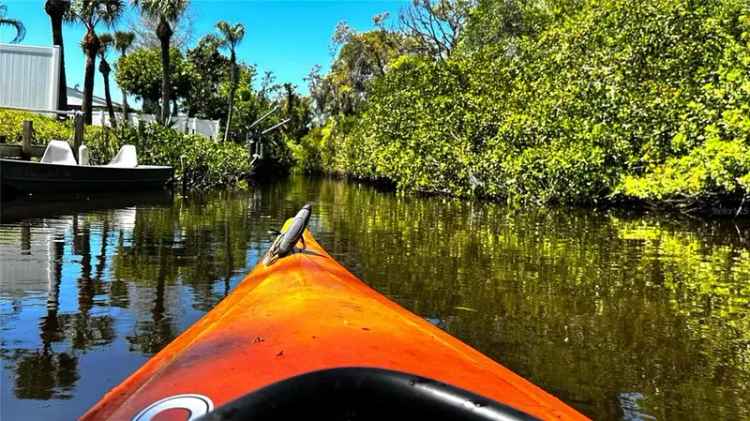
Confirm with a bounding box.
[137,120,145,139]
[21,120,32,160]
[73,113,84,163]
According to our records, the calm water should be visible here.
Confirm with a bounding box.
[1,176,749,420]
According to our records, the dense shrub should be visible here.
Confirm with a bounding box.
[0,109,102,143]
[298,0,750,210]
[86,125,252,190]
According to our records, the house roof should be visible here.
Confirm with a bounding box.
[66,86,121,109]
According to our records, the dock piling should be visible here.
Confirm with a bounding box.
[73,113,84,163]
[21,120,32,159]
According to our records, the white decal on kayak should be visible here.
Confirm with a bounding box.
[132,394,214,421]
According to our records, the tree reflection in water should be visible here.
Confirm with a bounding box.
[14,235,78,400]
[1,177,749,420]
[11,219,116,401]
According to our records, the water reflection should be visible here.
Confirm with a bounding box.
[10,231,80,401]
[1,176,749,420]
[308,181,750,420]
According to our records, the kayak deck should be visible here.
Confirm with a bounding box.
[83,227,588,420]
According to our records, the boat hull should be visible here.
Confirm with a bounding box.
[82,229,588,420]
[0,158,173,196]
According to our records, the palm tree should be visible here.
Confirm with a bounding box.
[45,0,70,112]
[114,30,135,122]
[66,0,125,125]
[0,2,25,43]
[131,0,189,124]
[216,21,245,142]
[97,32,117,128]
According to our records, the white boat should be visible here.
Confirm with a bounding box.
[0,141,173,197]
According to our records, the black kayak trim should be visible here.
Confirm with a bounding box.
[197,367,540,421]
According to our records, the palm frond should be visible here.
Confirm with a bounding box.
[0,18,25,43]
[114,30,135,54]
[216,20,245,50]
[0,2,25,43]
[98,31,114,55]
[132,0,189,23]
[97,0,126,27]
[67,0,124,29]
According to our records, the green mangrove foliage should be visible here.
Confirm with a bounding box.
[86,124,251,190]
[295,0,750,210]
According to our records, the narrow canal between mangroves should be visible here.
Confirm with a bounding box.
[1,175,749,420]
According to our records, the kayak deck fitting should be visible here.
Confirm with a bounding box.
[82,205,589,421]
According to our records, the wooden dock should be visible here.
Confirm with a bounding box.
[0,143,45,159]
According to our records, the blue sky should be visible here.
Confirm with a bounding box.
[1,1,407,102]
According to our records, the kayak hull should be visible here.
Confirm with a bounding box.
[83,229,588,421]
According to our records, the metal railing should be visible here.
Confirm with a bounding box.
[1,105,79,117]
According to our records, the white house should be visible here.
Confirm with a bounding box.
[66,86,120,111]
[1,42,221,140]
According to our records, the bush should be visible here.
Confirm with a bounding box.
[86,124,252,190]
[619,139,750,208]
[287,131,322,174]
[297,0,750,210]
[0,109,102,143]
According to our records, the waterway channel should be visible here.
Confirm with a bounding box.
[1,175,749,420]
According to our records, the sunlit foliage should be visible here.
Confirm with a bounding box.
[296,0,750,211]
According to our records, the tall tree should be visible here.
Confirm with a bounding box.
[115,46,195,112]
[130,11,194,50]
[66,0,125,125]
[131,0,190,124]
[280,83,311,141]
[461,0,583,51]
[305,65,332,125]
[97,32,117,128]
[185,34,230,120]
[45,0,69,111]
[399,0,474,59]
[323,19,404,116]
[216,20,245,142]
[114,30,135,122]
[0,2,25,43]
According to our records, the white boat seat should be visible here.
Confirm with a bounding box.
[40,140,77,165]
[78,145,90,166]
[107,145,138,168]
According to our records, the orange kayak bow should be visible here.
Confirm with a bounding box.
[83,205,589,421]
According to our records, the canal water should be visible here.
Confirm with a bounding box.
[1,175,749,420]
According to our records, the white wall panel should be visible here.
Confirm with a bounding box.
[0,43,60,111]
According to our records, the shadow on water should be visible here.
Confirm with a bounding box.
[1,175,749,420]
[0,191,174,225]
